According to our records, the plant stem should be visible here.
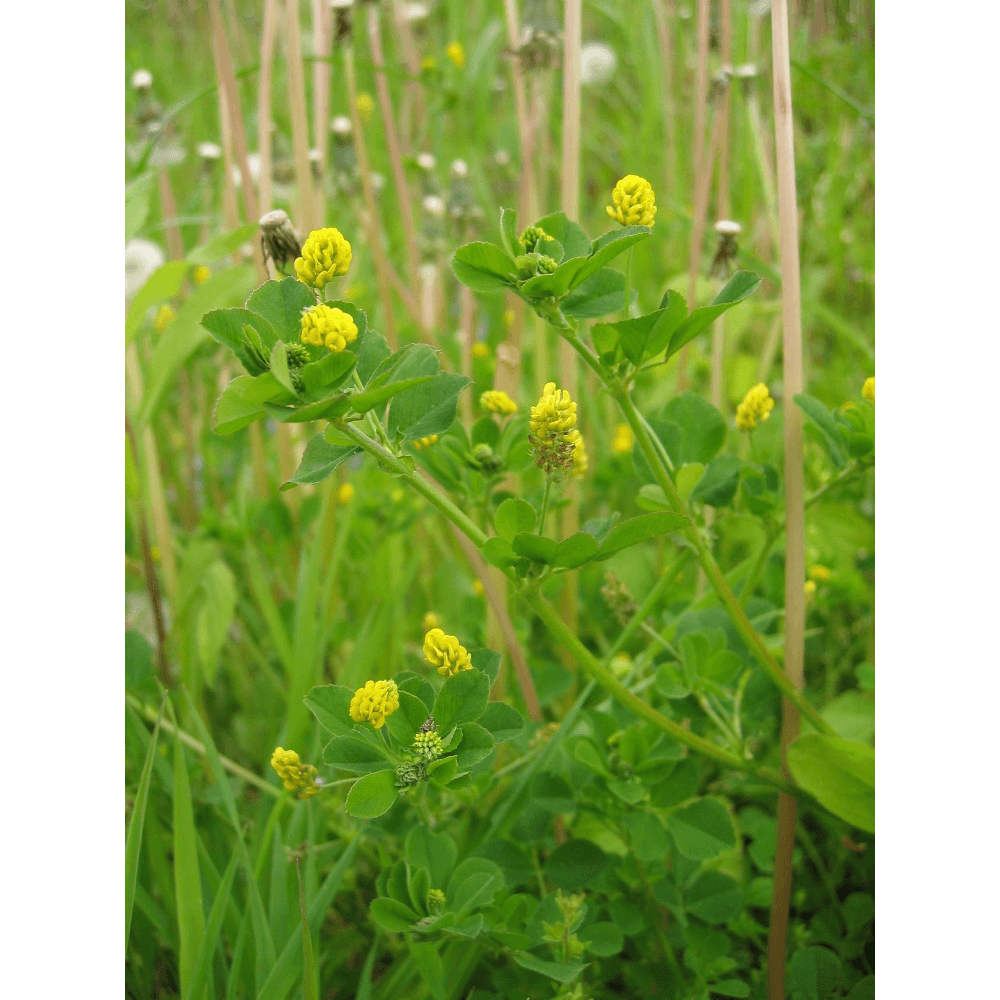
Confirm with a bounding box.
[623,246,634,320]
[538,475,553,535]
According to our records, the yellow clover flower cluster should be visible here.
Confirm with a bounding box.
[294,226,352,289]
[612,423,634,455]
[569,430,588,479]
[606,174,657,228]
[412,434,439,450]
[301,303,358,353]
[736,383,775,431]
[446,42,465,68]
[349,679,400,729]
[530,381,581,475]
[809,565,831,582]
[337,482,354,506]
[154,304,175,334]
[412,730,444,761]
[480,390,518,416]
[192,264,211,286]
[423,628,473,677]
[355,91,375,124]
[862,376,875,402]
[472,342,489,358]
[270,747,320,799]
[421,611,440,632]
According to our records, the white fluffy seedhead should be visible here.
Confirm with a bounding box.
[450,159,469,179]
[197,142,222,161]
[330,115,353,136]
[131,69,153,91]
[580,42,617,86]
[423,195,446,217]
[416,152,437,172]
[714,219,743,237]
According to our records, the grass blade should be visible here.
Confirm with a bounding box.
[184,845,240,1000]
[173,724,206,1000]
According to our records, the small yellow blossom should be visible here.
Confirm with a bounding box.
[567,429,588,478]
[294,226,352,289]
[809,565,831,582]
[423,628,473,677]
[472,342,489,358]
[412,435,439,450]
[421,56,437,73]
[154,304,175,333]
[270,747,320,798]
[349,679,400,729]
[862,376,875,402]
[481,390,518,416]
[150,546,161,562]
[804,580,817,602]
[472,579,485,596]
[300,303,358,353]
[503,309,516,328]
[736,383,775,431]
[391,487,405,503]
[446,42,465,68]
[355,91,375,124]
[421,611,440,632]
[192,264,211,286]
[530,382,577,438]
[612,423,634,454]
[337,482,354,506]
[412,730,444,761]
[606,174,657,228]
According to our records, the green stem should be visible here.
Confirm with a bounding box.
[538,475,554,535]
[623,246,634,320]
[740,525,779,603]
[610,384,835,737]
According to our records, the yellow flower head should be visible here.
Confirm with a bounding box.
[421,611,440,632]
[270,747,320,798]
[809,564,831,582]
[480,390,518,416]
[804,580,817,602]
[294,226,352,289]
[337,482,354,506]
[736,382,775,431]
[530,381,577,439]
[567,428,588,479]
[472,342,489,358]
[150,545,161,562]
[412,434,439,450]
[472,579,485,596]
[355,91,375,124]
[503,309,516,328]
[349,679,400,729]
[423,628,473,677]
[862,376,875,402]
[612,423,634,454]
[606,174,657,228]
[154,304,175,333]
[192,264,211,286]
[446,41,465,68]
[422,56,438,73]
[300,303,358,353]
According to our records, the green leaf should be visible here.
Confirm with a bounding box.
[814,691,875,744]
[405,826,458,890]
[384,691,430,748]
[369,343,440,390]
[596,512,689,560]
[710,980,751,998]
[675,463,707,501]
[552,532,600,568]
[214,376,266,434]
[184,845,240,1000]
[357,329,391,384]
[427,755,459,787]
[668,798,737,860]
[562,268,633,320]
[125,261,189,344]
[499,207,519,257]
[495,498,536,540]
[581,514,620,546]
[186,223,258,265]
[845,977,875,1000]
[623,812,670,863]
[520,257,589,299]
[194,560,236,685]
[280,433,360,491]
[347,769,399,818]
[478,702,524,742]
[264,392,351,424]
[786,735,875,833]
[452,241,516,292]
[324,735,394,774]
[433,669,490,732]
[794,394,849,467]
[661,392,727,465]
[665,271,762,360]
[511,532,558,564]
[350,374,436,414]
[685,871,743,924]
[580,921,624,957]
[447,857,504,915]
[388,372,471,441]
[246,277,314,342]
[573,739,612,777]
[544,839,609,890]
[481,536,518,568]
[786,946,842,1000]
[125,173,155,242]
[453,723,494,770]
[172,730,205,1000]
[469,648,502,687]
[242,370,296,406]
[596,291,687,365]
[691,455,743,507]
[570,225,651,289]
[300,349,357,395]
[269,341,296,395]
[512,952,587,984]
[370,897,420,933]
[304,685,357,737]
[534,211,591,259]
[200,307,277,374]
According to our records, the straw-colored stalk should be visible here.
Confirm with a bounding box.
[257,0,279,230]
[745,16,781,256]
[651,0,677,197]
[458,283,475,422]
[692,0,711,205]
[344,44,398,348]
[559,0,582,656]
[389,0,424,154]
[767,1,807,995]
[367,3,420,289]
[312,0,331,224]
[284,0,317,230]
